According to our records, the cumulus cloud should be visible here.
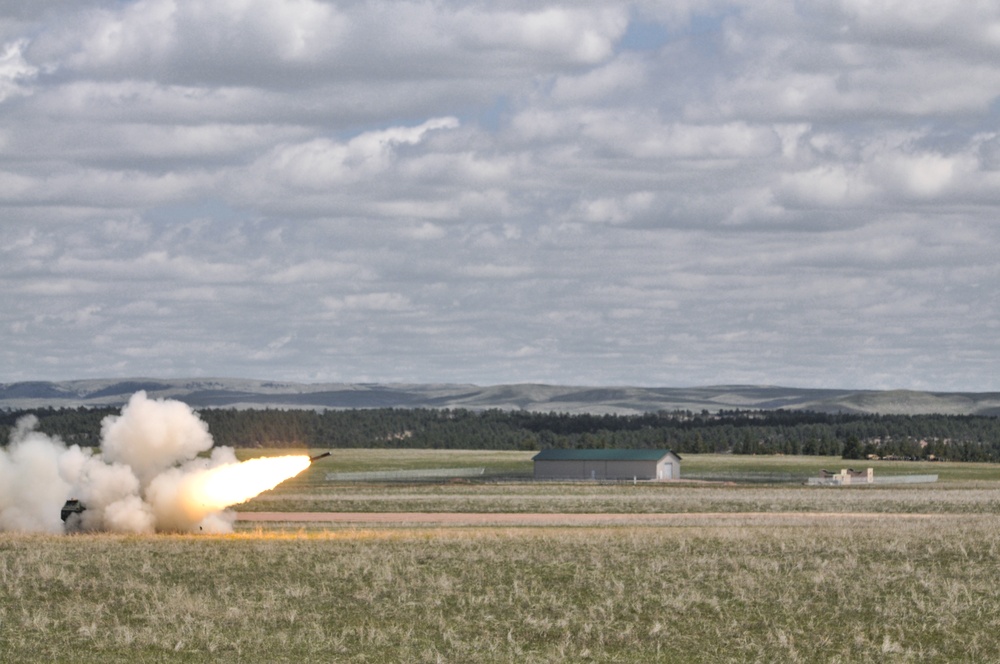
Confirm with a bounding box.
[0,0,999,390]
[259,117,460,189]
[34,1,626,84]
[323,292,412,313]
[0,39,35,102]
[34,0,347,83]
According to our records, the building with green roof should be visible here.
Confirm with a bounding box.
[532,449,680,481]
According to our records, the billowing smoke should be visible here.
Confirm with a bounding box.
[0,391,308,534]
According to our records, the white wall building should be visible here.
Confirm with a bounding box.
[532,449,681,481]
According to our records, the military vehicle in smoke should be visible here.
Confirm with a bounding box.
[61,499,85,522]
[56,451,331,527]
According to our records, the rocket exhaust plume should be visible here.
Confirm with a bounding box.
[0,391,311,534]
[182,455,312,512]
[148,455,311,531]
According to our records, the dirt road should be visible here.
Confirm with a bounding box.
[236,511,945,526]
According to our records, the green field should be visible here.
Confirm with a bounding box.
[249,448,1000,482]
[245,450,1000,514]
[5,450,1000,662]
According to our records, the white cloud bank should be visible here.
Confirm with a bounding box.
[1,0,999,391]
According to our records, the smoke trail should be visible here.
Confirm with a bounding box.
[0,391,309,534]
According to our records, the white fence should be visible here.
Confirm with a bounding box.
[873,474,938,485]
[806,474,938,486]
[325,467,486,482]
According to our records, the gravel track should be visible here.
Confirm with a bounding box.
[236,511,948,526]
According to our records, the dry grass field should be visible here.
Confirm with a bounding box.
[5,519,1000,662]
[4,451,1000,662]
[246,482,1000,516]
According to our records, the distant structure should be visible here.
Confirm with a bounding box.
[807,467,938,486]
[816,468,874,485]
[532,449,681,481]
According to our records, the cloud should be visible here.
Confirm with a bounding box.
[35,0,346,83]
[0,39,35,102]
[33,1,626,85]
[257,117,460,190]
[323,292,412,313]
[0,1,999,390]
[266,259,368,285]
[578,191,656,225]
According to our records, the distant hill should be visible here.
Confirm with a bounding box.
[2,378,1000,416]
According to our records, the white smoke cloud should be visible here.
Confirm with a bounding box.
[100,391,214,486]
[0,391,295,534]
[0,415,73,533]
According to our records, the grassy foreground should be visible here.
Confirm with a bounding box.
[4,518,1000,663]
[6,451,1000,662]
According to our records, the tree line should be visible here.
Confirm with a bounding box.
[4,406,1000,461]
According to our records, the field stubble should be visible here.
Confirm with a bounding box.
[249,481,1000,515]
[4,518,1000,662]
[5,451,1000,662]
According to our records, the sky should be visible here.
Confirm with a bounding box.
[1,0,999,391]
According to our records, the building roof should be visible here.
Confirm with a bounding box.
[532,449,679,462]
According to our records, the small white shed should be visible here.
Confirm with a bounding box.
[532,449,681,481]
